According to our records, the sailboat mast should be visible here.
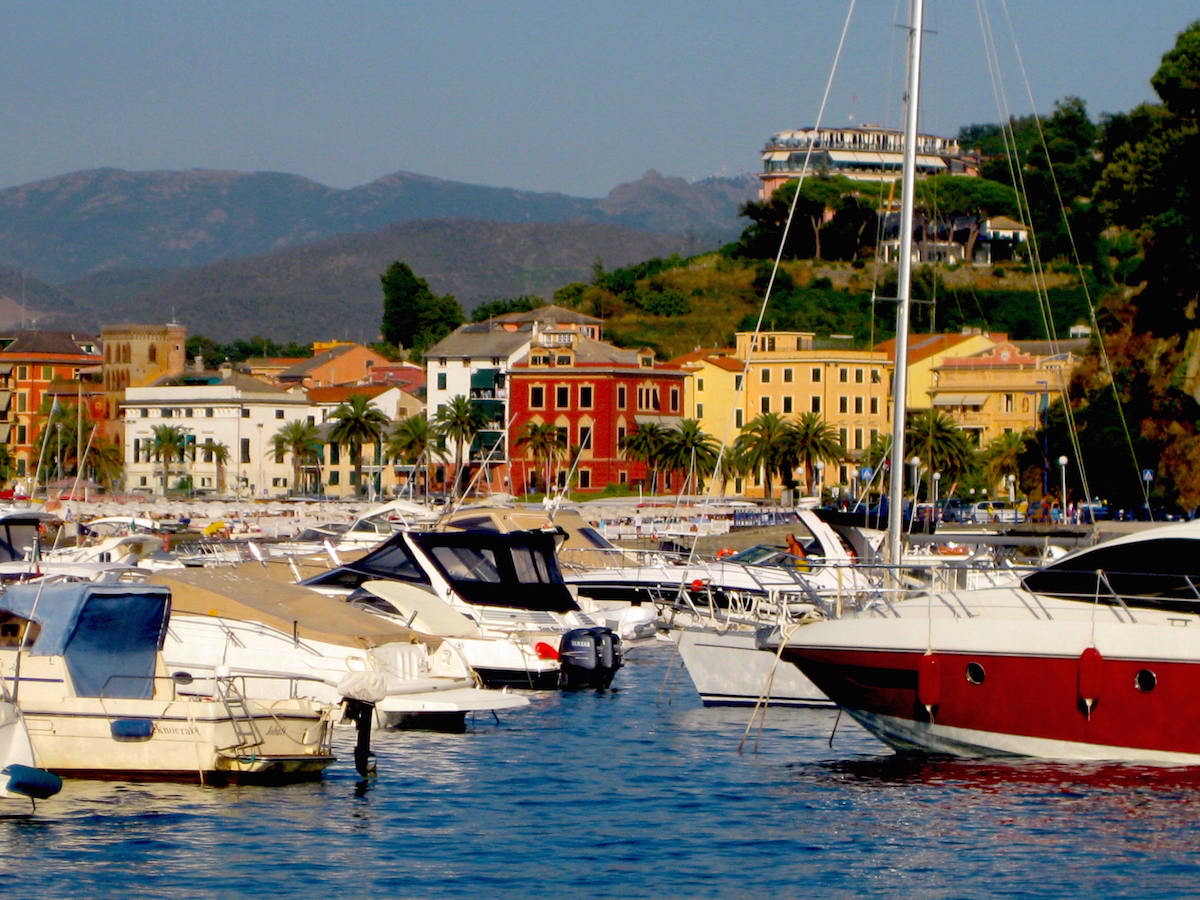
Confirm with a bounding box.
[886,0,925,566]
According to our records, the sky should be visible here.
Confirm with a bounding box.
[2,1,1195,198]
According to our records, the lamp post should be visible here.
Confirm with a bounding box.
[1058,455,1068,514]
[909,456,921,500]
[932,471,941,508]
[1007,473,1016,505]
[814,460,824,502]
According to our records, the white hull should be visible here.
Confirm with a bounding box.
[164,614,528,728]
[673,627,831,708]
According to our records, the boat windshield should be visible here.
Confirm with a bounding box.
[1022,535,1200,609]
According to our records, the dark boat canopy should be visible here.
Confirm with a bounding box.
[304,529,580,614]
[1022,526,1200,609]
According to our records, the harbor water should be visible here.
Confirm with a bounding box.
[4,640,1199,898]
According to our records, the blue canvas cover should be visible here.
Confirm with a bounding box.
[2,582,171,699]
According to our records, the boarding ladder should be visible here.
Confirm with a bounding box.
[215,676,264,753]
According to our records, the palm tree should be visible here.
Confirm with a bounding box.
[905,409,976,491]
[516,421,567,495]
[788,412,845,496]
[197,440,231,495]
[387,413,443,498]
[87,438,124,492]
[0,444,14,489]
[659,419,720,494]
[734,412,796,501]
[145,424,192,496]
[620,422,671,493]
[328,395,391,495]
[983,431,1027,497]
[272,420,323,496]
[434,396,487,498]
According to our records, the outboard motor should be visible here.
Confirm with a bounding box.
[558,626,623,690]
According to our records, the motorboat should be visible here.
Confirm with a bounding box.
[760,522,1200,762]
[272,498,441,556]
[147,567,529,730]
[0,581,337,783]
[300,528,623,690]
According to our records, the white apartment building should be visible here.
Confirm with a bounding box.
[122,370,317,498]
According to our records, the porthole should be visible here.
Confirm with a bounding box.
[965,662,986,685]
[1134,669,1157,692]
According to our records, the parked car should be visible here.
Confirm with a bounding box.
[1077,500,1110,523]
[970,500,1023,524]
[938,498,971,522]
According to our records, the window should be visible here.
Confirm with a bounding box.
[854,397,863,414]
[697,378,705,392]
[556,386,570,407]
[760,369,771,384]
[760,397,771,413]
[783,368,793,383]
[617,385,627,408]
[556,355,571,366]
[579,386,593,409]
[871,370,882,384]
[17,366,27,380]
[812,367,821,382]
[839,427,847,447]
[329,471,340,486]
[161,408,172,418]
[436,372,447,391]
[556,426,568,448]
[206,408,214,417]
[579,425,593,450]
[140,409,149,418]
[617,426,627,448]
[854,428,863,450]
[735,375,744,391]
[670,388,679,412]
[870,397,879,415]
[696,403,704,418]
[855,368,864,384]
[41,366,52,380]
[735,409,744,428]
[811,396,821,413]
[1004,393,1014,413]
[783,396,793,413]
[240,438,251,464]
[839,368,848,383]
[241,408,250,418]
[330,443,341,464]
[839,397,848,413]
[185,408,194,418]
[578,469,591,489]
[276,409,285,419]
[619,470,628,484]
[530,386,545,408]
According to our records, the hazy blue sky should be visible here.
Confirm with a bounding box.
[3,1,1194,197]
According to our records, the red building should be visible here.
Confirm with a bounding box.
[507,335,686,494]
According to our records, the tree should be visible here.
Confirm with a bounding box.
[471,296,544,322]
[272,420,323,497]
[620,422,672,493]
[913,175,1020,261]
[86,438,124,491]
[734,412,796,500]
[379,260,465,354]
[983,431,1027,495]
[387,413,444,498]
[197,440,230,495]
[145,424,192,496]
[434,395,486,499]
[659,420,720,494]
[516,421,568,495]
[788,412,845,496]
[905,410,976,490]
[0,445,13,488]
[328,395,390,495]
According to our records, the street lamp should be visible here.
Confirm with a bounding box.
[1006,473,1016,505]
[909,456,921,500]
[1058,455,1068,514]
[932,471,941,507]
[814,461,824,501]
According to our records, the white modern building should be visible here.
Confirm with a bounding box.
[122,367,317,498]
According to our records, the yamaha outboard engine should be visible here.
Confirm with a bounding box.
[558,626,623,690]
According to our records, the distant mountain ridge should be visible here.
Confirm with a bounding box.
[0,167,755,283]
[0,166,755,342]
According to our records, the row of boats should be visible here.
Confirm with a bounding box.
[2,491,1197,815]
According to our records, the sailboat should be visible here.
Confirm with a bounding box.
[759,0,1200,763]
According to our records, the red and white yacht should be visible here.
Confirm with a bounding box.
[761,522,1200,763]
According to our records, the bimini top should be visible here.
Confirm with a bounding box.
[2,582,170,699]
[303,529,579,613]
[1021,521,1200,609]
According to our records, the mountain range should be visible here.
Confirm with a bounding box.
[0,167,756,342]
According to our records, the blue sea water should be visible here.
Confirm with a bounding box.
[4,641,1200,898]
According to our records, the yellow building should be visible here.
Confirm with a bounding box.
[734,332,892,496]
[667,350,744,447]
[875,329,1004,411]
[928,338,1087,446]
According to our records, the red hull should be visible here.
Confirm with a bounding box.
[784,646,1200,757]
